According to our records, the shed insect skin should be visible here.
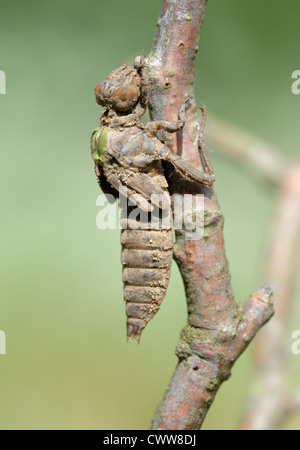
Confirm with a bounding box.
[91,57,215,341]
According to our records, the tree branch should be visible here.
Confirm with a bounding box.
[284,392,300,419]
[206,115,287,187]
[146,0,274,430]
[239,162,300,430]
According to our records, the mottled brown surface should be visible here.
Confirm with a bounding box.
[147,0,274,430]
[122,224,173,341]
[92,59,215,342]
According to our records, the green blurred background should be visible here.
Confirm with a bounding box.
[0,0,299,430]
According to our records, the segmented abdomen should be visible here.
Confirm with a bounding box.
[121,224,173,341]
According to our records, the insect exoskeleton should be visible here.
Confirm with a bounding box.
[91,123,174,341]
[120,175,173,342]
[91,59,215,343]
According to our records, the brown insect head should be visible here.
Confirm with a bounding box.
[94,64,141,113]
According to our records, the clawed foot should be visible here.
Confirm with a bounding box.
[178,96,192,127]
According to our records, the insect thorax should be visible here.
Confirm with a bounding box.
[91,126,112,164]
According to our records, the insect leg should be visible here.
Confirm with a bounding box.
[169,154,215,186]
[134,55,150,119]
[157,145,215,187]
[197,107,215,182]
[146,97,190,135]
[154,105,215,186]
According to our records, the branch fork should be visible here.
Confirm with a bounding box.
[144,0,275,430]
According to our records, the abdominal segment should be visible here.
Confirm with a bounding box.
[121,206,173,341]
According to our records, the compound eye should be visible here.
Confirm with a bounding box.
[94,83,102,95]
[94,83,106,106]
[111,86,138,102]
[110,85,139,112]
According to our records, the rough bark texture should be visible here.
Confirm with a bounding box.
[146,0,274,430]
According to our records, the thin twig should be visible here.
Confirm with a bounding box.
[206,115,287,187]
[239,162,300,430]
[284,392,300,418]
[200,112,300,428]
[146,0,274,430]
